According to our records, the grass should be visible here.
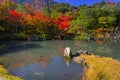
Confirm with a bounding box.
[77,54,120,80]
[0,65,23,80]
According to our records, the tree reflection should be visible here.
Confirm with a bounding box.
[1,52,51,69]
[36,56,50,66]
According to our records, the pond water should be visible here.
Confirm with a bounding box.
[0,40,120,80]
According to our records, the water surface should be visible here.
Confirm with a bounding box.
[0,40,120,80]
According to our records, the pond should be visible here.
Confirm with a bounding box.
[0,40,120,80]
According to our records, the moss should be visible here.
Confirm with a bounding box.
[0,65,23,80]
[0,65,8,74]
[78,54,120,80]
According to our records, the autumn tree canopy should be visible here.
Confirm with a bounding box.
[55,15,72,29]
[0,0,120,40]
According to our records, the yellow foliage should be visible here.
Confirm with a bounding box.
[96,33,104,39]
[79,54,120,80]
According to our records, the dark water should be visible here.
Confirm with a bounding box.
[0,40,120,80]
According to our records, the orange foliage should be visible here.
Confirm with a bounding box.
[24,14,34,25]
[22,12,54,27]
[33,12,53,23]
[94,27,104,33]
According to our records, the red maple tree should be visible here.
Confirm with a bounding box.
[55,15,72,29]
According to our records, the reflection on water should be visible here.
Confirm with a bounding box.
[0,40,120,80]
[64,58,71,67]
[8,56,83,80]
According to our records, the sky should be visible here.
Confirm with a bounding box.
[54,0,120,6]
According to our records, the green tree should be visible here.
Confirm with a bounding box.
[98,15,116,28]
[50,9,62,19]
[99,0,105,7]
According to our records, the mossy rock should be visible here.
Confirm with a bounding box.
[77,54,120,80]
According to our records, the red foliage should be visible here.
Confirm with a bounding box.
[3,10,23,24]
[3,16,9,19]
[8,10,23,18]
[33,12,53,23]
[55,15,72,29]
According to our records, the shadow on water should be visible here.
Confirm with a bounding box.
[0,41,43,55]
